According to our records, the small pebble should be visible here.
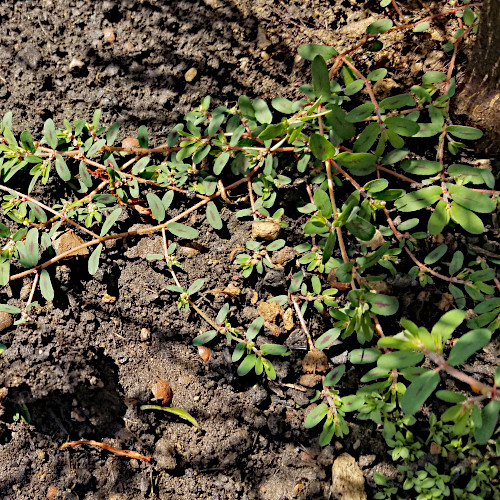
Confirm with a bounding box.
[185,68,197,82]
[103,27,115,44]
[121,137,140,149]
[140,328,150,341]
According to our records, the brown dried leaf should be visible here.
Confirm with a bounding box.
[60,440,151,462]
[151,377,172,406]
[198,346,211,363]
[302,349,329,374]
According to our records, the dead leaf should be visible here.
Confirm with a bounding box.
[151,377,172,406]
[437,293,454,311]
[60,440,151,462]
[264,321,282,337]
[198,346,211,363]
[302,349,329,374]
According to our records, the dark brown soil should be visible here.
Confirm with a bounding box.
[0,1,495,500]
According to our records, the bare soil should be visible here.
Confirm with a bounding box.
[0,1,496,500]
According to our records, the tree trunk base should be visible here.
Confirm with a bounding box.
[453,82,500,156]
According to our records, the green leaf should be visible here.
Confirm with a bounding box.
[193,145,211,164]
[366,293,399,316]
[436,390,467,403]
[394,186,442,212]
[428,200,449,235]
[258,122,287,141]
[238,95,255,119]
[216,303,230,325]
[271,97,294,114]
[446,125,483,141]
[424,244,447,265]
[380,94,416,110]
[232,342,246,362]
[319,417,336,446]
[146,193,165,221]
[206,113,225,136]
[87,138,106,158]
[289,271,304,294]
[314,189,332,218]
[253,99,272,124]
[206,201,222,230]
[43,118,58,149]
[344,79,364,96]
[377,351,424,370]
[298,44,337,61]
[364,179,389,194]
[304,403,329,428]
[380,148,409,165]
[413,21,430,32]
[367,68,387,81]
[88,244,103,275]
[350,348,381,364]
[346,216,376,241]
[309,133,336,161]
[385,117,419,137]
[106,123,120,146]
[366,19,393,34]
[312,56,331,100]
[315,328,341,350]
[137,125,148,147]
[346,102,375,123]
[167,222,198,239]
[193,330,217,345]
[140,405,200,428]
[54,156,71,182]
[401,159,441,175]
[0,304,21,314]
[260,344,289,356]
[431,309,466,343]
[39,269,54,301]
[17,228,39,268]
[448,185,495,213]
[100,207,122,236]
[214,151,230,175]
[92,109,101,130]
[324,365,346,386]
[353,122,380,153]
[263,358,277,380]
[27,202,47,223]
[474,400,500,445]
[187,278,205,296]
[20,130,35,152]
[450,202,484,234]
[401,370,440,415]
[447,328,492,366]
[247,317,264,340]
[0,261,10,286]
[238,354,257,376]
[422,71,446,84]
[335,152,376,172]
[266,239,285,252]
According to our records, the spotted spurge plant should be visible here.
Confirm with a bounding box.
[0,1,498,496]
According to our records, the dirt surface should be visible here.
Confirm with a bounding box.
[0,1,494,499]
